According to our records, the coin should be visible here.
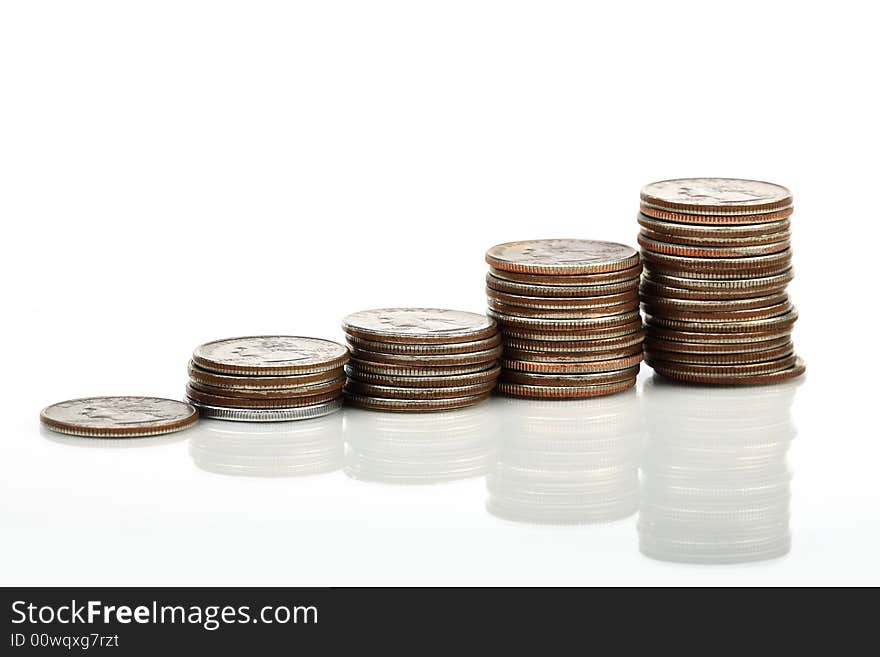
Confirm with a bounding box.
[640,292,788,312]
[345,392,491,412]
[502,353,643,374]
[651,357,805,385]
[645,309,798,333]
[346,358,497,377]
[503,345,643,363]
[496,379,636,399]
[489,264,642,286]
[187,362,345,390]
[188,376,345,399]
[637,214,791,240]
[640,178,793,215]
[639,204,795,224]
[344,333,501,355]
[503,330,644,353]
[638,234,790,258]
[193,336,349,376]
[500,366,640,386]
[644,334,793,354]
[642,269,794,295]
[645,327,793,344]
[498,318,645,341]
[40,396,198,438]
[640,249,792,275]
[342,308,497,344]
[188,398,343,422]
[642,300,793,322]
[486,239,639,275]
[343,380,497,400]
[344,363,501,388]
[185,385,340,409]
[489,308,642,331]
[486,273,639,298]
[486,288,638,309]
[347,344,502,366]
[488,298,640,319]
[644,343,794,365]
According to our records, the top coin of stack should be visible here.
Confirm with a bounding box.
[186,336,349,421]
[637,178,805,384]
[484,239,644,399]
[341,308,501,411]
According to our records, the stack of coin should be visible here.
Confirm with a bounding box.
[638,178,805,384]
[484,239,644,399]
[186,336,349,421]
[341,308,501,411]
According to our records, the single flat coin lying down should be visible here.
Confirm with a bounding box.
[40,396,198,438]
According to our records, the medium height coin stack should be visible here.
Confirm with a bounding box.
[637,179,805,385]
[186,336,349,421]
[485,239,644,398]
[342,308,501,411]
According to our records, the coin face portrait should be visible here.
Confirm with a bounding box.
[40,397,198,437]
[194,336,348,368]
[486,240,638,274]
[641,178,792,210]
[343,308,495,338]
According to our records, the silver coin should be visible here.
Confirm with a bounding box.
[488,308,641,329]
[345,333,501,355]
[187,398,343,422]
[486,239,638,275]
[193,336,349,376]
[640,178,792,214]
[342,308,496,343]
[41,396,198,438]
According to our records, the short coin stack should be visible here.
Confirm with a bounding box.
[484,239,644,399]
[186,336,349,421]
[637,178,805,384]
[341,308,501,411]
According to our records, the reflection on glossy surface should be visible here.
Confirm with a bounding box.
[639,376,799,564]
[487,391,642,525]
[188,414,344,477]
[343,404,497,484]
[40,425,189,448]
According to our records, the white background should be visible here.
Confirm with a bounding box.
[1,1,878,586]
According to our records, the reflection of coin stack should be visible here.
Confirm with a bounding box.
[341,308,501,412]
[484,239,643,399]
[637,179,805,384]
[189,414,343,477]
[186,336,349,421]
[344,404,497,484]
[639,376,799,564]
[487,394,641,524]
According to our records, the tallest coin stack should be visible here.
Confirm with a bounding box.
[637,178,805,384]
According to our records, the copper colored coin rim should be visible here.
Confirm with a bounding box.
[642,301,793,322]
[188,377,345,399]
[640,290,788,311]
[637,213,791,237]
[645,353,798,376]
[502,345,643,363]
[638,234,791,258]
[500,318,645,341]
[185,384,341,409]
[346,358,498,377]
[489,308,642,330]
[644,334,793,354]
[645,309,798,333]
[638,225,791,248]
[645,343,794,365]
[640,248,792,269]
[650,357,806,385]
[504,330,645,353]
[348,344,503,366]
[486,287,639,308]
[187,362,345,390]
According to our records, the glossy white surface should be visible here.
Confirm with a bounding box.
[2,0,878,585]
